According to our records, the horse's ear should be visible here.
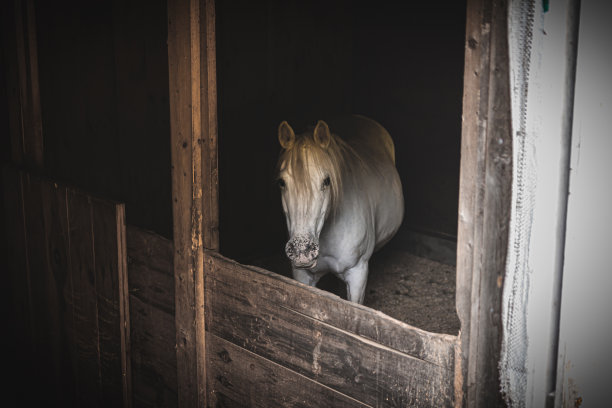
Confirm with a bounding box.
[313,120,331,149]
[278,121,295,149]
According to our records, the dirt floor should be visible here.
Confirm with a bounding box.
[249,245,460,336]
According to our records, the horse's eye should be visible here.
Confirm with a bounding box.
[322,176,331,189]
[278,178,286,189]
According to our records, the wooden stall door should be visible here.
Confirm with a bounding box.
[204,251,457,407]
[3,167,132,407]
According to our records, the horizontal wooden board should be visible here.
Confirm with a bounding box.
[209,251,456,369]
[207,334,370,408]
[205,251,455,407]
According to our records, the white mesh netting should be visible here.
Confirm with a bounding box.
[500,0,537,406]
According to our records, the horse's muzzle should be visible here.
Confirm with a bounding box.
[285,234,319,269]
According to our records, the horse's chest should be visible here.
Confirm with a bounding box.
[320,213,371,260]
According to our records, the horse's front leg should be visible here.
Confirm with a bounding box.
[343,261,369,304]
[292,268,322,287]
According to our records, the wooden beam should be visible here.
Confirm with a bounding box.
[456,0,512,406]
[168,0,218,405]
[2,0,43,168]
[201,0,219,252]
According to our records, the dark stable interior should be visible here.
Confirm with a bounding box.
[216,1,465,262]
[216,1,465,333]
[1,0,465,332]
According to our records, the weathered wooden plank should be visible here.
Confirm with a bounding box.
[475,0,512,405]
[5,169,132,405]
[91,198,131,407]
[126,226,178,408]
[58,183,79,407]
[201,0,219,251]
[2,0,43,167]
[129,294,178,408]
[127,226,175,314]
[456,0,489,404]
[116,205,132,408]
[21,0,43,167]
[168,0,213,405]
[40,178,73,405]
[207,333,370,408]
[3,167,31,344]
[208,252,455,370]
[206,252,455,407]
[457,0,512,406]
[2,166,35,405]
[21,172,57,394]
[67,189,101,407]
[2,0,23,165]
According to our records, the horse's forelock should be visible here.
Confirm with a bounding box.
[278,133,346,212]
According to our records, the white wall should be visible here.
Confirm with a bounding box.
[505,1,579,406]
[505,1,612,406]
[555,1,612,407]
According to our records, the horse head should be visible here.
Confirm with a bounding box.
[276,120,338,269]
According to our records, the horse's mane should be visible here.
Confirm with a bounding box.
[276,130,364,213]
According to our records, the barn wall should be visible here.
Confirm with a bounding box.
[33,0,173,239]
[216,0,466,262]
[3,168,131,407]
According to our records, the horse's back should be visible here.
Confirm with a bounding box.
[327,115,404,252]
[327,115,395,164]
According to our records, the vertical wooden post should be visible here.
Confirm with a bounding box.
[2,0,43,168]
[201,0,219,252]
[456,0,512,406]
[168,0,218,406]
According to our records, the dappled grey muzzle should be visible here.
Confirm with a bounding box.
[285,234,319,269]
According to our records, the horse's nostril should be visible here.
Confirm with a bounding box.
[307,242,319,255]
[285,241,295,256]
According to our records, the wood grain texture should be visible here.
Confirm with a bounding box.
[168,0,219,405]
[456,0,489,404]
[207,333,370,408]
[127,226,178,408]
[456,0,512,406]
[205,252,456,407]
[3,168,132,406]
[22,172,63,399]
[167,0,204,404]
[40,177,75,405]
[211,252,456,369]
[91,198,131,407]
[2,167,35,403]
[67,189,102,407]
[3,0,44,168]
[201,0,219,252]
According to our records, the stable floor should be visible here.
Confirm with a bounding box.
[249,242,460,336]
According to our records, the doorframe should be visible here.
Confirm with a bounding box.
[167,0,218,406]
[167,0,514,406]
[456,0,512,406]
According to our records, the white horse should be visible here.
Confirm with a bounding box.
[276,115,404,303]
